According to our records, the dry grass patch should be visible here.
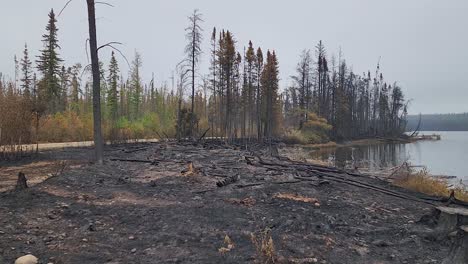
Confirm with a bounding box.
[218,234,235,254]
[180,161,201,176]
[273,193,320,207]
[251,228,276,264]
[227,197,256,207]
[395,170,468,202]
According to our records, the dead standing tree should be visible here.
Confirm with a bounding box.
[185,9,203,138]
[60,0,123,164]
[175,62,191,141]
[86,0,104,164]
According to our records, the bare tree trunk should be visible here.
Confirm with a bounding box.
[176,85,183,141]
[190,42,195,138]
[35,113,39,154]
[87,0,104,164]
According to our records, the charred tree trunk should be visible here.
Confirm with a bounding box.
[190,42,196,138]
[87,0,104,164]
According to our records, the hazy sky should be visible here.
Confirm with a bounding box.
[2,0,467,114]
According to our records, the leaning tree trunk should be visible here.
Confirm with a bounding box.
[87,0,104,164]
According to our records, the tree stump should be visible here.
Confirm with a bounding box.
[15,172,28,191]
[442,226,468,264]
[431,206,468,239]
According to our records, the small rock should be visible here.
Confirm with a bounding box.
[15,254,38,264]
[448,230,458,237]
[129,236,135,240]
[82,238,88,242]
[131,248,137,253]
[43,236,54,243]
[353,245,369,256]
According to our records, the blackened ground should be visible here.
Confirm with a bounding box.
[0,142,450,264]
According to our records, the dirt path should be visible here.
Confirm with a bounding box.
[0,142,450,263]
[7,138,161,152]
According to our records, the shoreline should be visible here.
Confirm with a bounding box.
[288,133,442,151]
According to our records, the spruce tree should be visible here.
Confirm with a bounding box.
[70,64,81,113]
[129,51,143,120]
[245,41,256,137]
[255,47,264,139]
[260,50,280,139]
[36,9,63,113]
[58,65,69,112]
[20,44,33,99]
[107,51,119,121]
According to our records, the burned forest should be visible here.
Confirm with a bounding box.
[1,1,468,264]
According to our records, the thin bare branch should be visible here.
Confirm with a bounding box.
[58,0,74,17]
[97,42,123,51]
[95,1,115,7]
[81,64,92,79]
[85,38,90,64]
[100,44,131,69]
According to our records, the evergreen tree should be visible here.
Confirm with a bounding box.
[36,9,63,114]
[70,64,81,113]
[261,50,280,139]
[217,30,236,137]
[129,51,143,120]
[255,47,264,139]
[107,51,120,121]
[58,65,70,112]
[245,41,256,137]
[20,44,33,99]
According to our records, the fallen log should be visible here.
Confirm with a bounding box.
[445,190,468,207]
[109,158,159,165]
[272,180,302,185]
[192,189,216,194]
[306,169,436,205]
[123,147,149,153]
[236,182,264,188]
[196,128,211,143]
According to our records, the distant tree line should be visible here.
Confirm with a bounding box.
[285,46,408,141]
[406,113,468,131]
[0,8,408,153]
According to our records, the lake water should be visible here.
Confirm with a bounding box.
[308,131,468,184]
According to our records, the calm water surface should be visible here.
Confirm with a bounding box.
[308,131,468,183]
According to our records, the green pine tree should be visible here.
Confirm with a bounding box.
[129,51,143,120]
[36,9,63,113]
[107,51,120,121]
[20,44,33,99]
